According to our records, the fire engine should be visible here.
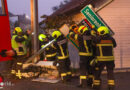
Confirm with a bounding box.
[0,0,12,61]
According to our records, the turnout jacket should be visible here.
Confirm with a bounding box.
[70,31,93,56]
[53,35,69,60]
[93,34,117,61]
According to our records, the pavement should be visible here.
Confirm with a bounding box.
[2,72,130,90]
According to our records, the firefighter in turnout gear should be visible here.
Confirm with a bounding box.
[69,24,79,34]
[70,25,94,88]
[11,27,27,79]
[38,34,56,61]
[92,26,117,90]
[52,31,71,83]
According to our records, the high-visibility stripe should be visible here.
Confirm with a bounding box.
[97,56,114,58]
[58,45,69,59]
[51,44,57,49]
[61,73,67,80]
[93,83,100,85]
[97,56,114,61]
[84,40,89,53]
[67,72,71,75]
[74,34,78,40]
[59,45,65,57]
[61,73,67,77]
[80,76,87,80]
[58,55,69,59]
[17,62,22,65]
[108,80,114,83]
[99,45,103,57]
[108,80,115,85]
[97,44,113,47]
[93,80,101,85]
[11,70,16,74]
[69,32,74,36]
[94,80,100,83]
[79,52,92,56]
[96,43,114,61]
[46,53,56,57]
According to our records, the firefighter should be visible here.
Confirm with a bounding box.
[69,24,79,34]
[11,27,27,79]
[52,31,71,83]
[38,34,56,61]
[92,26,117,90]
[70,25,94,88]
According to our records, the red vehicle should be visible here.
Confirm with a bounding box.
[0,0,12,61]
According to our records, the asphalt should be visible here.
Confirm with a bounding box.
[2,72,130,90]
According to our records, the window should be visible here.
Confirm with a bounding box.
[91,0,113,12]
[0,0,6,15]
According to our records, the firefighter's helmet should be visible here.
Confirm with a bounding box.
[13,27,22,34]
[70,24,79,33]
[78,25,88,34]
[52,31,61,39]
[97,26,109,35]
[38,34,47,41]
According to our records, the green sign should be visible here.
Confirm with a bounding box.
[81,5,106,30]
[81,5,114,35]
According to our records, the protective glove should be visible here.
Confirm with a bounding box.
[0,50,7,57]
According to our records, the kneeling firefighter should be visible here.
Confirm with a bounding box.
[92,26,117,90]
[52,31,71,82]
[11,27,28,79]
[38,34,56,61]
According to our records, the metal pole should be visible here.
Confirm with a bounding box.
[30,0,39,62]
[25,39,56,64]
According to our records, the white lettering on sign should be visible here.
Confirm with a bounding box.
[84,9,102,27]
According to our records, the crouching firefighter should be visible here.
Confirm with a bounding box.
[52,31,71,83]
[70,25,94,88]
[11,27,27,79]
[92,26,117,90]
[38,34,56,61]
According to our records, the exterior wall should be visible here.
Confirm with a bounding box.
[71,0,130,68]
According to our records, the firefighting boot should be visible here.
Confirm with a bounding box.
[77,76,87,88]
[66,72,72,82]
[108,80,115,90]
[92,80,101,90]
[77,79,87,88]
[87,75,94,87]
[61,73,67,83]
